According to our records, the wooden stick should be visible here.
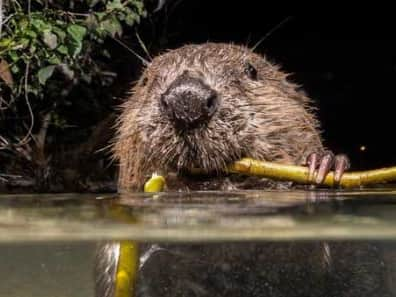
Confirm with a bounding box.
[228,158,396,188]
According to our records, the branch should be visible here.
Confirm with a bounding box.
[33,111,51,150]
[0,0,3,37]
[16,62,34,147]
[144,158,396,190]
[227,158,396,188]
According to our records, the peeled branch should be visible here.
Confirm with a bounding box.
[111,173,165,297]
[144,173,166,192]
[228,158,396,188]
[143,158,396,190]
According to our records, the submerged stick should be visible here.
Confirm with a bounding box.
[109,173,166,297]
[228,158,396,188]
[114,241,139,297]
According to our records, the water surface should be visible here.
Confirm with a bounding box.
[1,189,396,297]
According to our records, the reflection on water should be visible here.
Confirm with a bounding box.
[1,189,396,296]
[136,241,396,297]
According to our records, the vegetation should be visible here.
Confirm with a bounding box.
[0,0,150,192]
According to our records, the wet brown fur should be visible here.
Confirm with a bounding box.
[113,43,325,191]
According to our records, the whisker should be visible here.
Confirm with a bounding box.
[251,16,294,51]
[111,36,149,66]
[236,103,269,108]
[135,30,153,61]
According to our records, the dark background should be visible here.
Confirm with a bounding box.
[140,5,396,170]
[4,3,396,192]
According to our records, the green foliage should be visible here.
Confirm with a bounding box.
[0,0,149,189]
[0,0,147,118]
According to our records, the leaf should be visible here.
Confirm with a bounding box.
[20,38,30,48]
[0,59,14,87]
[124,10,137,26]
[31,18,51,32]
[106,0,124,10]
[48,54,61,65]
[56,45,69,55]
[67,24,87,42]
[94,12,106,22]
[133,0,145,13]
[52,26,66,42]
[42,30,58,49]
[38,65,56,85]
[66,25,87,57]
[8,51,19,62]
[67,39,83,58]
[0,38,13,48]
[100,17,122,37]
[18,18,29,31]
[25,29,37,39]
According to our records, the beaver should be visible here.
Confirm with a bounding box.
[95,43,392,297]
[113,42,349,191]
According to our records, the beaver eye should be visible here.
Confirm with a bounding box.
[244,63,257,80]
[141,77,148,86]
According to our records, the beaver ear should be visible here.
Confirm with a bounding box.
[244,62,258,80]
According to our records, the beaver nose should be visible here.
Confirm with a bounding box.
[160,75,218,129]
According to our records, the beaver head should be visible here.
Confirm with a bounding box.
[114,43,324,190]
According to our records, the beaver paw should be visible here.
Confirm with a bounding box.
[305,152,350,185]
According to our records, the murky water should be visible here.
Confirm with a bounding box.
[1,189,396,297]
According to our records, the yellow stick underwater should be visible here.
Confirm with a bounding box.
[114,173,166,297]
[114,241,139,297]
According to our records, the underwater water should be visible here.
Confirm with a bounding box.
[1,189,396,297]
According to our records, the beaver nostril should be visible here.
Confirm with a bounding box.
[205,94,218,115]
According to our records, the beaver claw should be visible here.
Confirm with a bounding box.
[305,152,350,185]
